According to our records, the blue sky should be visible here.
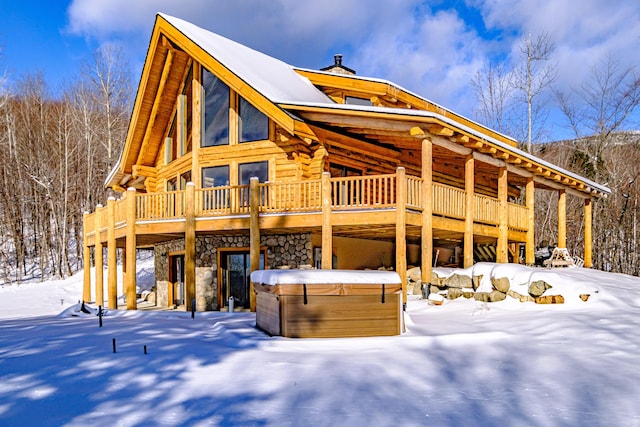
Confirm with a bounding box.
[1,0,639,142]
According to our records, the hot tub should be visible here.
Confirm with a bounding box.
[251,269,403,338]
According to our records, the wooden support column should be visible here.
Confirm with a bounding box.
[249,177,260,312]
[107,197,117,309]
[497,167,509,262]
[396,167,407,306]
[95,204,104,308]
[420,140,433,291]
[191,68,202,188]
[463,154,474,268]
[584,198,593,268]
[525,177,535,265]
[321,172,332,269]
[558,189,567,248]
[185,182,196,311]
[125,187,137,310]
[82,211,91,303]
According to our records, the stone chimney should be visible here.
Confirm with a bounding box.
[320,54,356,75]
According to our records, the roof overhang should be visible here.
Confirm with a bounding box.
[279,101,611,198]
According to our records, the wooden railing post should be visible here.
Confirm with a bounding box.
[95,204,104,308]
[321,172,332,269]
[525,177,535,265]
[82,211,91,303]
[584,198,593,268]
[107,197,117,309]
[396,167,407,307]
[558,189,567,248]
[125,187,137,310]
[249,177,260,312]
[185,182,196,311]
[464,154,474,268]
[497,167,508,262]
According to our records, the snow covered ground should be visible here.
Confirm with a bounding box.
[1,259,639,426]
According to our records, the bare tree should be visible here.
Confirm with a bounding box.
[81,45,132,168]
[513,33,557,152]
[470,62,516,135]
[551,55,640,274]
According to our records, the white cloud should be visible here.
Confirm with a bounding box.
[66,0,640,139]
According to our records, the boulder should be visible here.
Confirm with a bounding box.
[535,295,565,304]
[491,277,511,293]
[444,274,472,289]
[472,275,483,290]
[407,266,421,283]
[412,279,422,296]
[507,289,535,303]
[447,287,463,300]
[529,280,552,297]
[474,290,507,302]
[462,289,475,299]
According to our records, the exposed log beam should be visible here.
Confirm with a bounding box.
[136,49,174,167]
[473,151,505,168]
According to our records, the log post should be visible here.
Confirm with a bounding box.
[191,67,202,188]
[125,187,137,310]
[396,167,407,306]
[421,139,433,290]
[185,182,196,312]
[82,211,91,303]
[107,197,117,309]
[497,167,508,262]
[95,204,104,308]
[463,154,474,268]
[525,177,535,265]
[249,177,260,312]
[558,189,567,248]
[321,172,332,269]
[584,198,593,268]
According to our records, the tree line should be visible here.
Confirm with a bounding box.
[472,34,640,276]
[0,47,132,283]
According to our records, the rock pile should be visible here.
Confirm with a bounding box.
[406,265,589,305]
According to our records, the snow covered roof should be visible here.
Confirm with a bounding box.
[160,14,332,105]
[251,269,402,286]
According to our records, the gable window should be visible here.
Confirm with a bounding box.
[238,96,268,143]
[345,96,372,106]
[239,161,268,184]
[202,165,230,188]
[202,68,229,147]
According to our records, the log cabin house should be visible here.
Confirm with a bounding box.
[82,13,610,312]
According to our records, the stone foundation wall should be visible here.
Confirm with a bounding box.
[153,233,312,311]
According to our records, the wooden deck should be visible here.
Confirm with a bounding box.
[84,171,528,247]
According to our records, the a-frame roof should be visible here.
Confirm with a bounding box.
[107,13,610,198]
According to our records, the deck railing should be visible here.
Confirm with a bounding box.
[330,174,396,209]
[508,202,528,231]
[196,185,250,216]
[433,183,466,219]
[260,180,322,213]
[406,176,422,209]
[137,190,185,220]
[474,194,500,225]
[86,172,529,234]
